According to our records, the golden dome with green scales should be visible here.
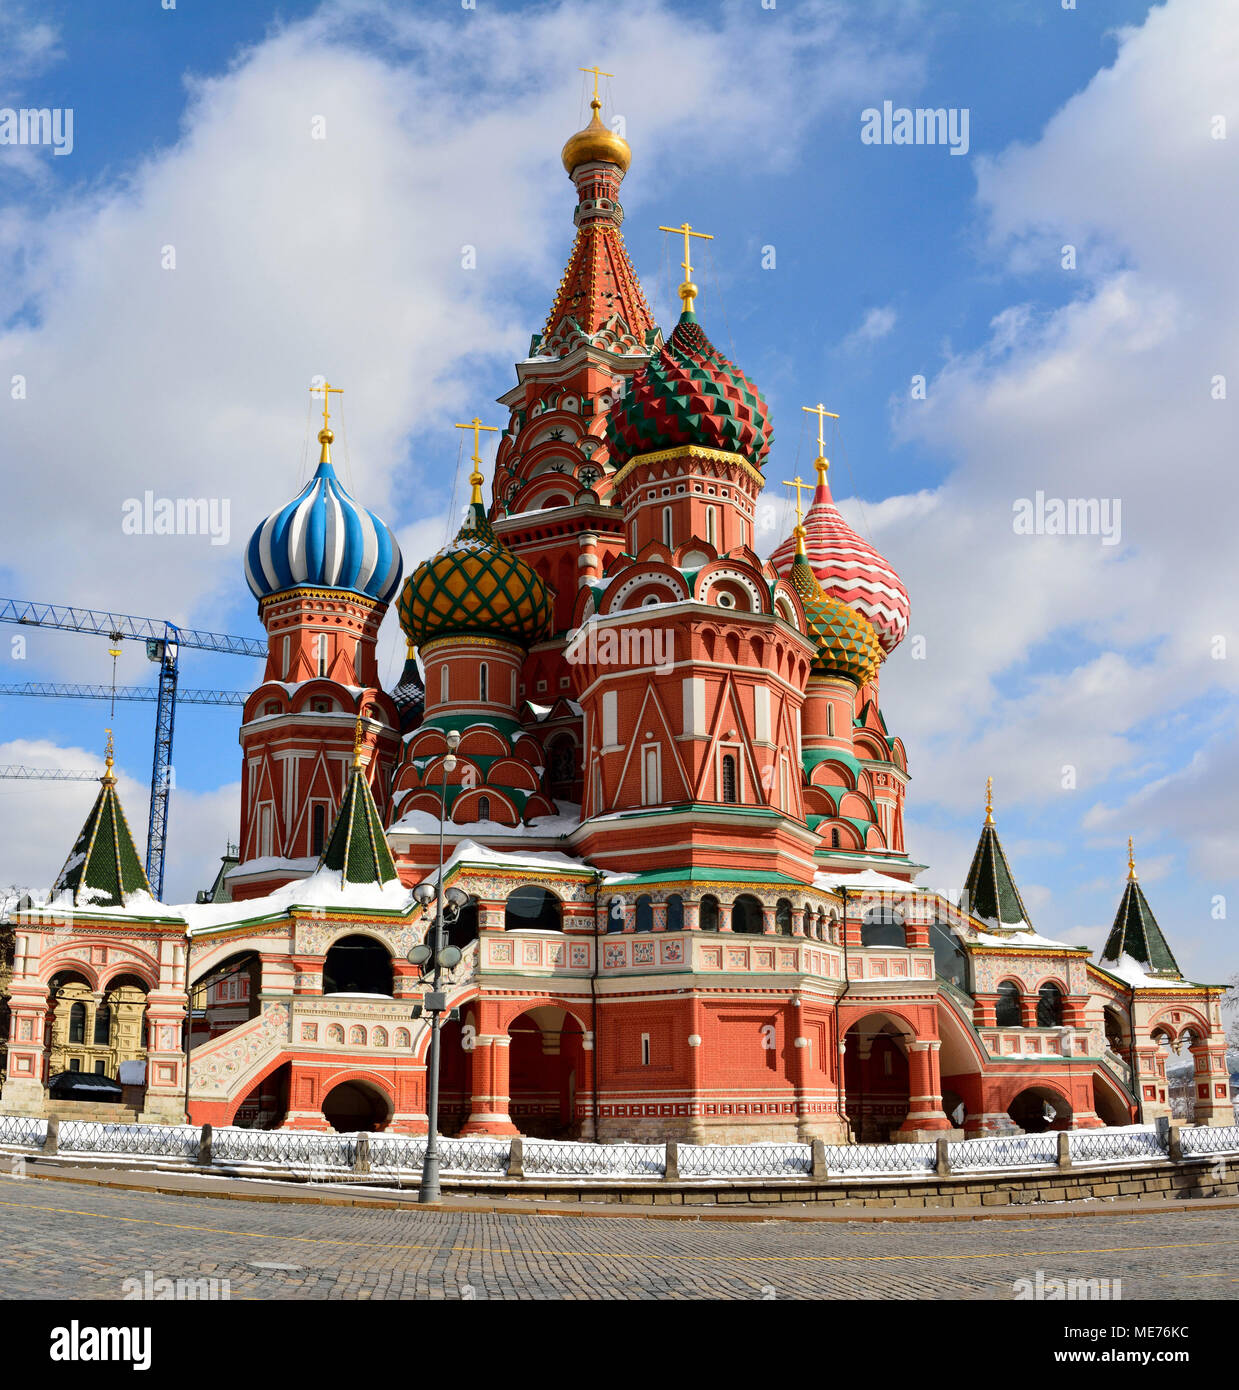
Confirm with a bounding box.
[398,419,555,651]
[783,474,884,687]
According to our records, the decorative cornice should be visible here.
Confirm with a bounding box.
[608,443,765,495]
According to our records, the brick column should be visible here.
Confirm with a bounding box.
[897,1040,951,1135]
[461,1034,516,1135]
[1019,995,1040,1028]
[0,988,49,1115]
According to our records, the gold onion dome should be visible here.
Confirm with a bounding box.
[789,533,883,686]
[398,489,554,651]
[561,99,631,174]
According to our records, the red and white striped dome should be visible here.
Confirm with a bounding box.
[770,469,909,654]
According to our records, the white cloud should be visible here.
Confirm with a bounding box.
[842,303,897,350]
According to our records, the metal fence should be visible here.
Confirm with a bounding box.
[368,1135,511,1176]
[58,1121,199,1160]
[948,1133,1059,1172]
[679,1142,812,1179]
[0,1115,47,1148]
[820,1141,937,1176]
[1180,1124,1239,1158]
[210,1126,354,1170]
[1068,1126,1167,1164]
[523,1139,666,1178]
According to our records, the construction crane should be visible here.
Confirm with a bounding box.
[0,766,99,781]
[0,597,266,898]
[0,682,246,707]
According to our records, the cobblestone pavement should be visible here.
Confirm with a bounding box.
[1,1171,1237,1300]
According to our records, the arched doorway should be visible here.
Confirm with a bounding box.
[232,1062,289,1130]
[842,1013,912,1142]
[730,894,764,935]
[322,936,393,996]
[321,1078,392,1132]
[505,886,562,932]
[507,1006,585,1138]
[1007,1085,1073,1133]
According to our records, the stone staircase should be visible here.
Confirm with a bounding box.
[44,1099,142,1123]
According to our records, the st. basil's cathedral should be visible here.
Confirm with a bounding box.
[0,88,1231,1144]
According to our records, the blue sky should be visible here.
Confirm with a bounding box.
[0,0,1234,989]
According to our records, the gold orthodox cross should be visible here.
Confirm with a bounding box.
[657,222,713,309]
[455,416,500,503]
[580,65,614,106]
[803,402,839,477]
[985,775,994,825]
[781,474,812,529]
[312,379,343,433]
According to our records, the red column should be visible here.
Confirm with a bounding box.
[461,1033,516,1136]
[898,1040,951,1134]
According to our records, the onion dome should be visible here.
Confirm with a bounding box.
[561,97,631,174]
[605,309,772,469]
[788,528,883,686]
[245,427,403,605]
[770,458,909,654]
[399,478,554,650]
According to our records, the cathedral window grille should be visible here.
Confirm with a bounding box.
[721,753,738,804]
[830,827,840,848]
[662,506,673,547]
[311,804,326,857]
[479,662,488,702]
[477,795,491,822]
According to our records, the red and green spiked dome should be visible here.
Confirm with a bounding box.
[789,532,884,686]
[604,309,772,468]
[398,491,554,650]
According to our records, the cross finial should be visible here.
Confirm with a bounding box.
[985,775,994,826]
[1127,836,1137,881]
[802,402,839,479]
[102,728,116,786]
[579,65,614,110]
[782,475,812,528]
[658,221,714,313]
[455,417,500,505]
[312,379,343,463]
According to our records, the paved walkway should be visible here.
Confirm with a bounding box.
[2,1165,1237,1299]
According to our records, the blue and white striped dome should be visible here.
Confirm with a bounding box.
[245,431,403,605]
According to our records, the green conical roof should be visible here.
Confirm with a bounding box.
[51,760,152,908]
[962,814,1031,929]
[1101,873,1182,978]
[319,760,399,886]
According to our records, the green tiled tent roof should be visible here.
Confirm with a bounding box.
[962,818,1031,928]
[320,762,399,886]
[51,769,152,908]
[1101,875,1182,978]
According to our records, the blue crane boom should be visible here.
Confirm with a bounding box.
[0,682,246,706]
[0,596,264,898]
[0,766,99,781]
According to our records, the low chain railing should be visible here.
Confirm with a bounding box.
[58,1121,199,1160]
[678,1142,811,1179]
[1068,1126,1167,1164]
[948,1133,1059,1172]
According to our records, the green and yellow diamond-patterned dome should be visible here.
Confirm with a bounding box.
[789,533,883,686]
[398,487,554,650]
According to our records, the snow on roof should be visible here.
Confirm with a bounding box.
[970,927,1076,950]
[419,837,593,887]
[1100,953,1196,990]
[389,807,581,839]
[812,869,919,893]
[182,866,413,935]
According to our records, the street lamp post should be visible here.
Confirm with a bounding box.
[409,729,465,1205]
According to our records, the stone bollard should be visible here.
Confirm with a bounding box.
[811,1138,828,1182]
[1056,1130,1072,1170]
[507,1136,524,1179]
[44,1117,59,1157]
[1167,1124,1183,1162]
[354,1133,371,1174]
[936,1137,951,1177]
[664,1140,679,1181]
[197,1123,213,1167]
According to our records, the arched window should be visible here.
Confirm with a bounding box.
[68,1002,86,1044]
[662,506,673,547]
[635,894,654,933]
[479,663,488,702]
[606,896,626,933]
[731,894,764,935]
[323,935,393,996]
[92,1003,111,1046]
[311,804,326,857]
[825,910,837,943]
[706,506,717,548]
[448,900,479,950]
[930,920,971,995]
[699,894,720,932]
[830,827,840,849]
[505,885,562,932]
[440,664,449,704]
[861,909,905,949]
[476,795,491,822]
[775,898,793,936]
[995,980,1022,1028]
[666,894,684,932]
[721,754,737,804]
[1037,983,1063,1028]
